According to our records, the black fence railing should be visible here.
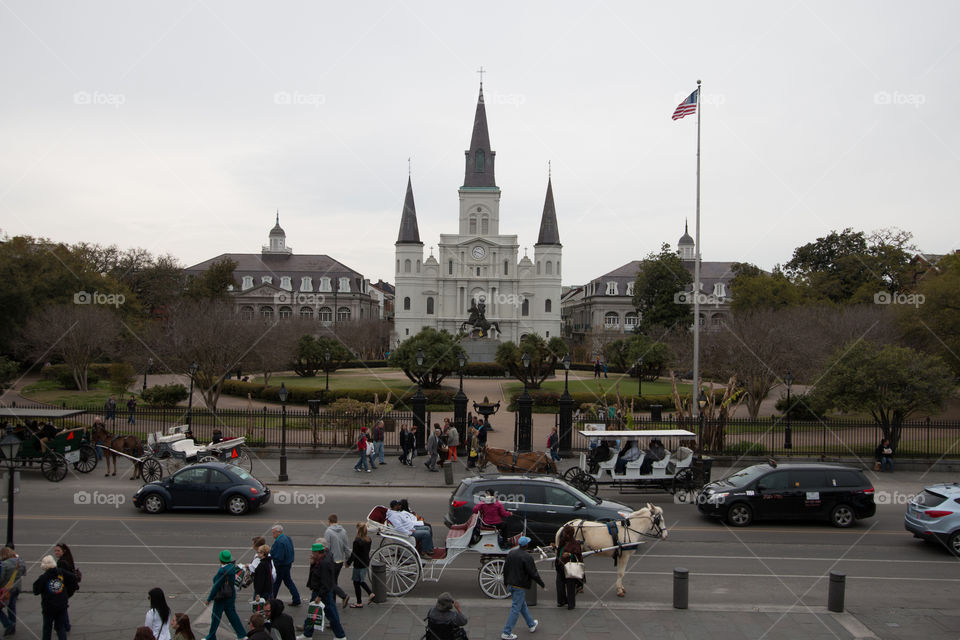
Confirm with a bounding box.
[568,415,960,459]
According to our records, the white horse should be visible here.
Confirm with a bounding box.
[556,503,667,598]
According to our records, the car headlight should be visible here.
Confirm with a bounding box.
[707,492,729,504]
[617,510,631,519]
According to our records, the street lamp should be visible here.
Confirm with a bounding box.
[558,353,573,456]
[636,356,644,398]
[324,349,331,392]
[784,371,794,450]
[1,429,22,546]
[413,349,427,455]
[521,352,531,394]
[186,361,198,428]
[561,353,571,395]
[697,388,708,451]
[143,357,153,392]
[517,352,533,452]
[457,353,466,393]
[278,382,289,481]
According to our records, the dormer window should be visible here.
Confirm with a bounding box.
[625,282,634,296]
[713,282,726,298]
[242,276,253,290]
[606,281,618,296]
[319,277,332,292]
[300,276,313,291]
[280,276,292,291]
[261,276,273,285]
[339,277,351,292]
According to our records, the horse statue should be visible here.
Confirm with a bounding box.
[479,446,558,474]
[557,503,667,597]
[459,300,501,338]
[90,422,144,479]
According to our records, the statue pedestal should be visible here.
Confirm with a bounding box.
[461,337,500,363]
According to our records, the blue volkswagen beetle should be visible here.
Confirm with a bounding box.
[133,461,270,515]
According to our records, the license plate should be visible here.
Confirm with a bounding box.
[64,450,81,463]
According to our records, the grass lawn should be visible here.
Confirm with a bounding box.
[503,376,689,397]
[21,379,139,408]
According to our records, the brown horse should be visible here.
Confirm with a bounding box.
[90,424,144,479]
[479,447,558,474]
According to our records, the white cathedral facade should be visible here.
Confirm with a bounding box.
[393,84,563,346]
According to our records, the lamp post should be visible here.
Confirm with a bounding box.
[558,353,573,456]
[636,356,643,398]
[517,352,533,452]
[1,429,22,547]
[143,357,153,392]
[453,353,467,457]
[413,349,427,455]
[186,361,198,428]
[278,382,289,481]
[784,371,794,450]
[324,349,331,392]
[697,388,708,452]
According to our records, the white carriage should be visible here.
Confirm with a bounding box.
[146,425,253,474]
[366,505,518,599]
[562,429,711,499]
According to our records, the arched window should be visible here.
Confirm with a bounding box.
[557,260,560,275]
[448,260,453,275]
[475,149,485,172]
[426,297,434,315]
[604,311,620,328]
[239,305,254,320]
[521,299,529,317]
[318,307,333,323]
[259,306,274,319]
[545,299,552,313]
[403,297,411,311]
[469,217,477,234]
[537,262,541,275]
[504,260,509,275]
[481,217,489,234]
[546,261,553,275]
[404,259,412,273]
[337,307,351,321]
[416,260,421,273]
[396,259,400,272]
[278,306,292,319]
[300,307,314,320]
[625,312,639,328]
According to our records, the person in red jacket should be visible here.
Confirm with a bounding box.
[353,427,371,472]
[473,490,513,549]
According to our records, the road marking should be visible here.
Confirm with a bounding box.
[833,612,880,639]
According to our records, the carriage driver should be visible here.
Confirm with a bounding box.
[386,500,435,558]
[473,490,513,549]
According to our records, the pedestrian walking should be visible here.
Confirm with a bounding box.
[372,420,386,465]
[477,420,489,451]
[593,358,601,379]
[171,613,196,640]
[269,524,301,606]
[32,554,77,640]
[305,543,345,640]
[105,394,117,425]
[252,545,273,603]
[603,361,608,378]
[345,523,372,608]
[398,424,412,465]
[553,525,584,609]
[127,395,137,425]
[204,550,247,640]
[500,537,543,640]
[425,426,440,472]
[447,423,459,462]
[425,592,468,640]
[264,600,295,640]
[547,427,560,462]
[0,546,24,635]
[249,536,276,591]
[145,587,172,640]
[53,543,79,632]
[324,515,351,607]
[354,428,371,473]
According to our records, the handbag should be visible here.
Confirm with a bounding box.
[214,570,235,601]
[563,561,585,581]
[366,442,375,456]
[873,461,881,471]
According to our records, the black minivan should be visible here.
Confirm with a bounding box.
[445,474,635,544]
[698,463,876,527]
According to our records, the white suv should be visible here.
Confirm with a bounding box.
[905,483,960,556]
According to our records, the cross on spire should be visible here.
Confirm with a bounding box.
[476,66,486,86]
[408,157,411,176]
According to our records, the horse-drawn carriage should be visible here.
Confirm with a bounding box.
[147,425,253,474]
[0,408,98,482]
[562,429,711,499]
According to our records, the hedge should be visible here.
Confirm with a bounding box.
[463,362,508,377]
[506,389,725,411]
[220,379,454,406]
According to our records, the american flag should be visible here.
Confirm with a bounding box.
[672,90,698,120]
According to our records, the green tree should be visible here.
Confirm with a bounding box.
[495,334,567,389]
[812,341,954,448]
[108,362,137,396]
[898,253,960,377]
[729,263,805,313]
[603,334,671,381]
[0,356,18,390]
[183,258,237,301]
[632,243,693,333]
[390,328,465,388]
[292,335,353,378]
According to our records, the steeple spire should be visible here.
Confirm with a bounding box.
[463,83,496,188]
[396,176,422,244]
[535,174,561,246]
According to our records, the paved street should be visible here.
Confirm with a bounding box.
[2,456,959,639]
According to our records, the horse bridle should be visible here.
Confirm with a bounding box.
[624,509,666,540]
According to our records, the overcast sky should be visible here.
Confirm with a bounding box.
[2,1,958,287]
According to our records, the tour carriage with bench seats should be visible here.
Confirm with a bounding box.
[366,504,525,599]
[562,429,712,499]
[147,425,253,475]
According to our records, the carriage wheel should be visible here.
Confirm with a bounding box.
[564,468,599,497]
[41,453,68,482]
[370,543,421,596]
[199,455,218,464]
[164,457,185,475]
[73,444,98,473]
[671,469,694,494]
[140,457,163,483]
[478,558,510,599]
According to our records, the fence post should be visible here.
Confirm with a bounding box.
[262,407,268,446]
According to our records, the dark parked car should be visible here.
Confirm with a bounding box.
[444,474,636,544]
[698,463,876,527]
[133,462,270,516]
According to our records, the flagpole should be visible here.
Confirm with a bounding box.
[692,79,702,420]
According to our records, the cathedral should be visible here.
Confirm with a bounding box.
[393,84,563,349]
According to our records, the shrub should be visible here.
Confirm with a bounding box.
[109,362,136,395]
[725,441,766,456]
[774,392,828,420]
[507,390,681,410]
[219,380,455,406]
[141,383,189,407]
[40,363,112,389]
[463,362,508,377]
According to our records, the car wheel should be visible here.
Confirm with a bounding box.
[227,494,250,516]
[947,531,960,557]
[726,503,753,527]
[143,494,165,514]
[830,504,855,528]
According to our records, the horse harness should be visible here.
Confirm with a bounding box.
[572,510,665,566]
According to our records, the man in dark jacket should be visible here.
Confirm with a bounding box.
[426,592,468,640]
[500,537,544,640]
[265,599,296,640]
[306,543,345,640]
[270,524,301,605]
[32,554,78,640]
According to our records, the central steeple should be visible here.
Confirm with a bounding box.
[463,83,497,189]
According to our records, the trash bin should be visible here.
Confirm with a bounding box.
[650,405,663,422]
[695,456,714,485]
[443,462,454,485]
[371,562,387,603]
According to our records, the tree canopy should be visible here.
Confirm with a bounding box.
[602,334,671,382]
[389,328,465,388]
[632,243,693,333]
[292,335,353,378]
[495,334,568,389]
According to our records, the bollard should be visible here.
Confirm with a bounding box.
[673,567,688,609]
[443,462,454,485]
[828,571,845,612]
[371,562,387,603]
[527,582,537,607]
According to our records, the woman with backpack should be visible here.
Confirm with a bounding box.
[203,550,247,640]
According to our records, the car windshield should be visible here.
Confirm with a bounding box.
[913,489,947,507]
[719,465,769,487]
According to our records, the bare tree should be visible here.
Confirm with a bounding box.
[243,317,300,385]
[332,319,391,360]
[23,304,120,391]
